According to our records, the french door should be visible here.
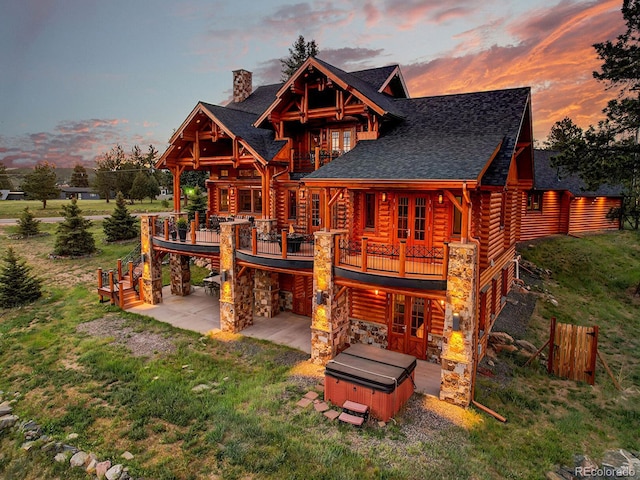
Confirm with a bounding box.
[396,194,433,248]
[388,295,431,359]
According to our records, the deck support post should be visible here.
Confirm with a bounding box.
[140,215,163,305]
[219,220,253,333]
[311,230,349,365]
[440,242,478,407]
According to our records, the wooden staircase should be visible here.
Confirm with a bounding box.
[97,246,144,310]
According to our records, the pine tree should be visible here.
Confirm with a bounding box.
[130,170,149,203]
[69,164,90,187]
[16,207,41,237]
[53,198,96,256]
[280,35,319,81]
[186,186,207,223]
[0,247,42,308]
[21,162,59,209]
[0,162,13,190]
[103,192,138,242]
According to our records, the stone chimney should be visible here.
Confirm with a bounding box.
[232,69,252,103]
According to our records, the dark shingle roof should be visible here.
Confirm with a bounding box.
[350,65,399,92]
[534,149,623,196]
[200,102,286,162]
[226,83,282,115]
[304,87,530,182]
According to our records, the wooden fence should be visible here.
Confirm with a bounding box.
[548,317,598,385]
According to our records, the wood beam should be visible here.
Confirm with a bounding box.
[194,131,200,169]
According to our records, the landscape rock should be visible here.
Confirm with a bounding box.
[121,451,134,460]
[54,452,69,463]
[86,457,98,474]
[192,384,211,392]
[67,432,79,440]
[515,339,538,353]
[601,449,640,475]
[0,401,12,416]
[488,332,514,345]
[106,463,124,480]
[70,450,89,467]
[96,460,112,479]
[0,414,19,429]
[21,441,36,451]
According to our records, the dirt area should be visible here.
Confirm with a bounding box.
[77,316,177,357]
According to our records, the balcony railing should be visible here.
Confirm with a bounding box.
[292,148,345,172]
[336,237,448,279]
[237,223,315,259]
[153,217,222,245]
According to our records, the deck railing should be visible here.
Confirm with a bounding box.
[154,216,221,245]
[237,224,315,259]
[336,237,448,278]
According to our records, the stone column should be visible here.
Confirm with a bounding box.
[311,230,349,365]
[170,253,191,296]
[219,221,253,332]
[440,242,478,407]
[254,218,277,236]
[140,215,162,304]
[254,270,280,318]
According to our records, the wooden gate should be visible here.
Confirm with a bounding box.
[548,317,598,385]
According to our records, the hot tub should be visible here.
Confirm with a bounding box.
[324,344,416,421]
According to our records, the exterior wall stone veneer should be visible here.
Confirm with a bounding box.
[279,290,293,312]
[426,334,443,364]
[440,242,478,407]
[349,319,388,349]
[254,218,277,236]
[169,253,191,296]
[140,215,162,305]
[219,221,253,332]
[254,270,280,318]
[311,230,349,365]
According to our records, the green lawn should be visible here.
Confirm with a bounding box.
[0,198,172,219]
[0,225,638,479]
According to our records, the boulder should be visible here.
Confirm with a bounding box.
[70,451,89,468]
[0,414,19,430]
[96,460,112,479]
[516,339,538,353]
[0,401,12,416]
[106,463,124,480]
[488,332,514,345]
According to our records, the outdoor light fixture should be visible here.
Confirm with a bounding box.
[316,290,327,305]
[381,192,387,202]
[220,270,228,283]
[452,312,461,331]
[438,193,444,204]
[141,253,148,263]
[300,188,306,200]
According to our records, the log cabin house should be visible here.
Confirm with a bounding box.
[521,149,623,240]
[106,57,539,407]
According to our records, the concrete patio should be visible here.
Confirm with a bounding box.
[128,285,441,397]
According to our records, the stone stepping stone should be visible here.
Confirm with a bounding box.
[314,402,329,412]
[296,398,312,408]
[303,391,319,400]
[323,409,340,420]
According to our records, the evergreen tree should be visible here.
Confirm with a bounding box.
[103,192,138,242]
[16,207,41,237]
[186,186,207,223]
[130,170,149,203]
[21,162,59,209]
[146,173,161,202]
[53,198,96,256]
[280,35,319,81]
[69,163,90,187]
[0,162,13,190]
[0,247,42,308]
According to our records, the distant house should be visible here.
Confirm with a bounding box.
[521,150,623,240]
[59,187,101,200]
[0,190,25,200]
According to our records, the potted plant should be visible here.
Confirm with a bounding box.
[176,217,188,242]
[168,217,177,240]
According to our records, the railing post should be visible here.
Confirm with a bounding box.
[119,282,124,309]
[334,234,341,266]
[252,227,257,255]
[97,268,103,289]
[361,237,368,272]
[195,211,199,229]
[235,225,240,250]
[138,277,144,300]
[399,241,406,277]
[443,243,450,280]
[108,270,115,305]
[190,220,196,244]
[117,259,123,282]
[315,146,320,170]
[281,229,288,259]
[151,217,157,237]
[128,261,134,286]
[164,218,169,241]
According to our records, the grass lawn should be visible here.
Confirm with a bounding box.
[0,223,638,479]
[0,198,172,219]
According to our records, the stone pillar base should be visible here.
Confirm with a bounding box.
[170,253,191,296]
[440,357,472,406]
[254,218,277,235]
[142,278,163,305]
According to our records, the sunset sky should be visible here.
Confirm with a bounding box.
[0,0,627,170]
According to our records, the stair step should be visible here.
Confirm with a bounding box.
[338,412,365,426]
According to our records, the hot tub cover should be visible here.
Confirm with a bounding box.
[325,344,416,394]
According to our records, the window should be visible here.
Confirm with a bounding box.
[288,190,297,219]
[311,193,321,227]
[330,128,354,154]
[238,188,262,213]
[452,195,462,235]
[219,188,229,212]
[364,193,376,229]
[527,191,542,211]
